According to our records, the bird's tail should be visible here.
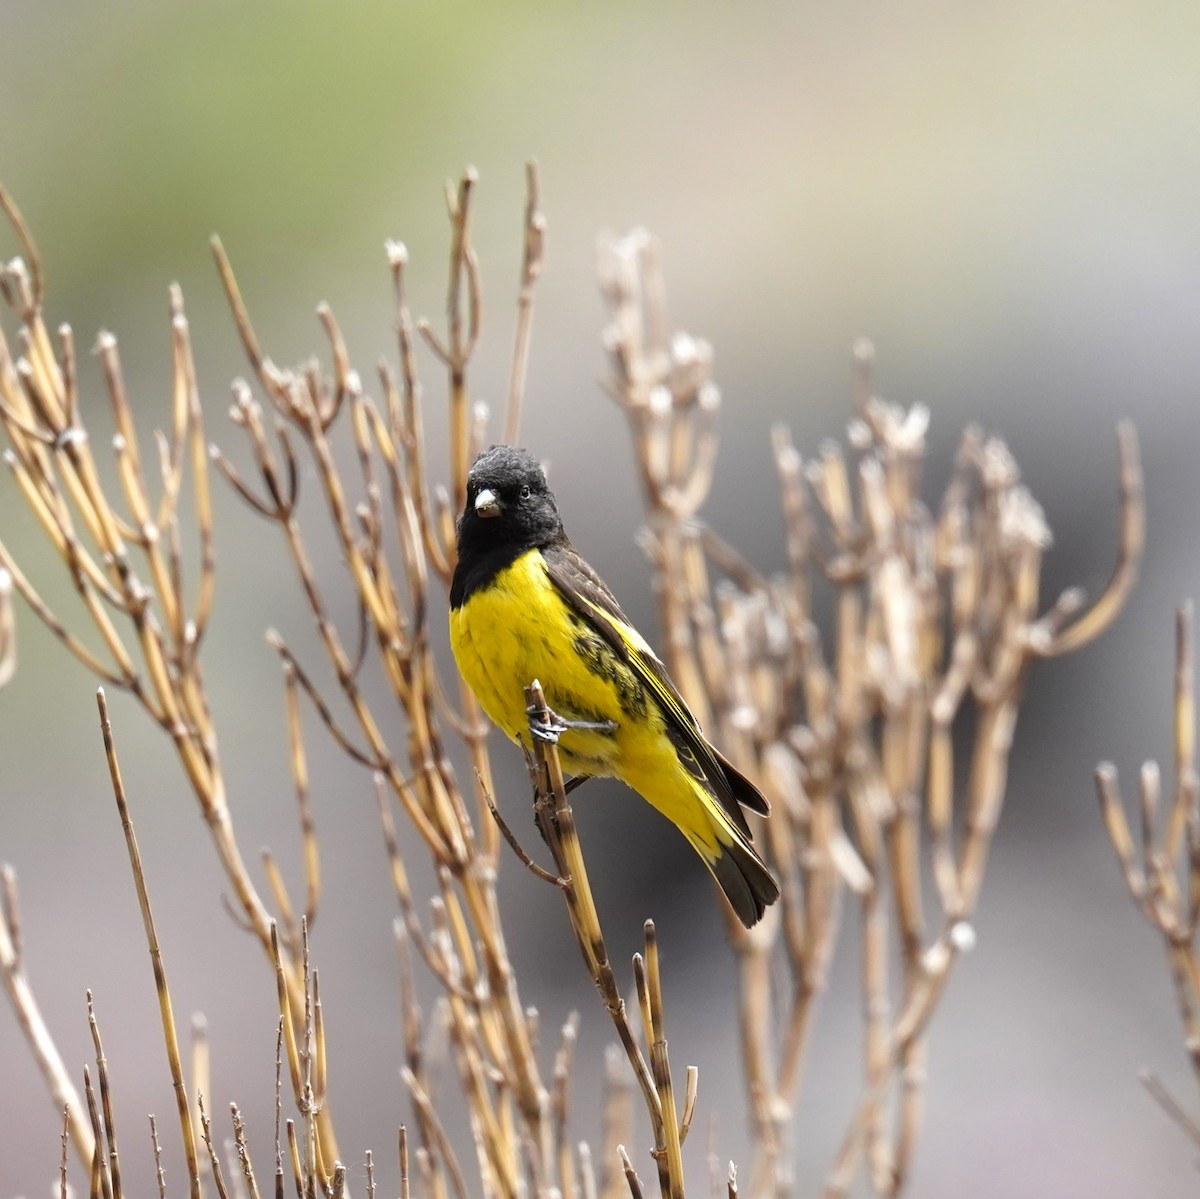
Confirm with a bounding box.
[675,790,778,927]
[634,752,779,927]
[693,743,777,926]
[702,830,779,928]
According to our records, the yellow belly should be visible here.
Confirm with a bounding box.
[450,549,728,858]
[452,551,623,767]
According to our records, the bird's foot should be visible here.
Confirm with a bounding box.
[527,708,567,744]
[525,703,616,745]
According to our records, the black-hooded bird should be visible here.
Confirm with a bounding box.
[449,444,779,927]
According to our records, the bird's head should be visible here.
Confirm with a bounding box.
[457,445,563,552]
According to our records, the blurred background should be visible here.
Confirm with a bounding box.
[3,1,1200,1195]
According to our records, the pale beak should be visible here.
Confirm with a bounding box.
[474,487,500,518]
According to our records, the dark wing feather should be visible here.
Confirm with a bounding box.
[541,540,768,833]
[713,746,771,817]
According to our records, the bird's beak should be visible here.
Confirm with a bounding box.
[474,488,500,518]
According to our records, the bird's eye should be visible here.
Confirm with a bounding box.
[519,484,532,500]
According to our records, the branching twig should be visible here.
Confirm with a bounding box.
[0,175,1142,1199]
[523,680,691,1199]
[1098,604,1200,1143]
[600,231,1141,1197]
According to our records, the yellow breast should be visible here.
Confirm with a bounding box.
[449,549,653,776]
[450,548,734,856]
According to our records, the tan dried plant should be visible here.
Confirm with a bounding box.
[1096,603,1200,1147]
[0,170,1143,1199]
[597,228,1144,1196]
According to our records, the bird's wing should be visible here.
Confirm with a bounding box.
[541,541,769,832]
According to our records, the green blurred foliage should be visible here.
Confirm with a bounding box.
[2,2,534,296]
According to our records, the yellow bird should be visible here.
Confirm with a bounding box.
[449,445,779,927]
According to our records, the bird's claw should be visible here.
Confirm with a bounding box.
[525,702,617,745]
[528,710,570,744]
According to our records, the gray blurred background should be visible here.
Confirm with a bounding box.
[3,2,1200,1195]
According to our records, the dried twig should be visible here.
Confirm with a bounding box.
[0,175,1143,1199]
[504,161,547,445]
[97,690,202,1199]
[600,231,1142,1197]
[0,565,15,688]
[0,864,94,1165]
[524,680,693,1199]
[1098,604,1200,1142]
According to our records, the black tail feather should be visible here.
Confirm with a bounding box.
[714,746,771,817]
[710,836,780,928]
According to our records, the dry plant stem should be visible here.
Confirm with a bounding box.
[551,1013,581,1199]
[392,922,451,1199]
[192,1014,212,1178]
[273,1018,287,1199]
[417,168,482,515]
[579,1142,598,1199]
[599,230,1144,1198]
[211,172,582,1199]
[0,184,43,302]
[87,993,124,1199]
[402,1066,471,1199]
[405,198,506,859]
[2,176,595,1192]
[61,1107,72,1199]
[599,1047,635,1199]
[96,689,202,1199]
[524,681,695,1199]
[150,1116,167,1199]
[504,160,547,445]
[0,176,1145,1199]
[283,661,321,937]
[83,1066,111,1199]
[231,1104,263,1199]
[617,1146,645,1199]
[635,926,685,1199]
[1140,1070,1200,1145]
[483,785,563,886]
[230,211,544,1176]
[601,230,836,1188]
[198,1095,232,1199]
[0,864,94,1165]
[525,685,657,1111]
[285,1122,303,1199]
[1038,420,1144,657]
[0,565,15,687]
[274,919,336,1190]
[400,1126,412,1199]
[1097,602,1200,1137]
[0,208,341,1165]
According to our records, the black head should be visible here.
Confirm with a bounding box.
[451,446,565,604]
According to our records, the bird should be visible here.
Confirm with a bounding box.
[448,444,779,927]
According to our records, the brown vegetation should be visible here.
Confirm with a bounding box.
[0,169,1147,1197]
